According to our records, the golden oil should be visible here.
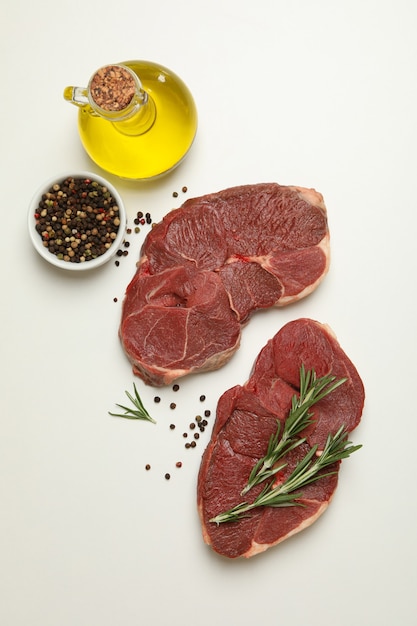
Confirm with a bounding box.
[76,60,198,180]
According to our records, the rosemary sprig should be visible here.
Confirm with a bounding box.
[109,383,156,423]
[241,365,347,495]
[210,425,362,525]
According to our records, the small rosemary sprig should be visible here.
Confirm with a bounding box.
[241,365,347,495]
[210,425,362,525]
[109,383,156,423]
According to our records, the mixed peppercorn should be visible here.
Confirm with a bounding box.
[34,176,121,264]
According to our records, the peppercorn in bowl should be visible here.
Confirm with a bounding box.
[28,171,127,271]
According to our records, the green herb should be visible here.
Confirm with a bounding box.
[109,383,156,423]
[210,425,361,525]
[241,365,347,495]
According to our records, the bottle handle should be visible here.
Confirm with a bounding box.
[63,86,90,107]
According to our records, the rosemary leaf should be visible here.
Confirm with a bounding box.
[109,383,156,423]
[241,365,347,495]
[210,425,362,525]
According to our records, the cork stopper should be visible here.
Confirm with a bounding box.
[89,65,137,112]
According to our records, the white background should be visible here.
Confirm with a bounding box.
[1,1,416,625]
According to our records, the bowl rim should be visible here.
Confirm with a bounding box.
[27,170,126,271]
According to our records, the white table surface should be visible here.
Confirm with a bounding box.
[1,1,416,625]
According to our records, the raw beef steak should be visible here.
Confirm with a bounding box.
[120,184,330,386]
[197,318,365,558]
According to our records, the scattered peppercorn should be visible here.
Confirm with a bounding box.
[115,260,120,266]
[154,396,161,403]
[195,415,202,423]
[200,395,206,402]
[194,433,200,440]
[145,464,151,471]
[204,410,211,417]
[113,297,118,302]
[172,384,180,392]
[169,424,176,430]
[190,441,196,448]
[189,422,196,430]
[176,461,182,468]
[170,402,176,410]
[165,473,171,480]
[33,176,122,264]
[183,432,188,438]
[173,191,178,197]
[185,443,191,449]
[182,186,188,193]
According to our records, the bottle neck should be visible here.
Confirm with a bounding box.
[65,64,157,136]
[111,93,156,136]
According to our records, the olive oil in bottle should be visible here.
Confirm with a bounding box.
[64,60,198,180]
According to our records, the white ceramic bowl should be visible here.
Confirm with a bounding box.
[28,171,127,271]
